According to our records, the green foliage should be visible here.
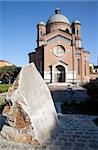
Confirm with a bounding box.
[0,84,12,93]
[61,81,98,115]
[0,95,6,106]
[82,81,98,114]
[0,95,6,112]
[83,82,98,101]
[0,65,21,84]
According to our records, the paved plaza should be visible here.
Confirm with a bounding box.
[48,83,89,113]
[45,114,98,150]
[48,83,89,103]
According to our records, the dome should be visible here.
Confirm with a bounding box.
[74,20,80,24]
[38,21,46,26]
[47,8,70,25]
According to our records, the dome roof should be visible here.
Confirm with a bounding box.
[47,8,70,25]
[73,20,80,24]
[38,21,46,26]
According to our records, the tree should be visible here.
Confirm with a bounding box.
[0,65,21,84]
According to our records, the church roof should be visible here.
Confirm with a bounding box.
[47,8,70,25]
[38,21,46,26]
[73,20,80,24]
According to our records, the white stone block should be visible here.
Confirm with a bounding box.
[11,63,58,144]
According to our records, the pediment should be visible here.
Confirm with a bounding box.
[46,30,72,45]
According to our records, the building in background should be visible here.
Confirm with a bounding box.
[93,66,98,73]
[89,63,98,80]
[0,60,12,67]
[29,8,89,84]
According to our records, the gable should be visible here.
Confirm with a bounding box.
[45,29,72,46]
[47,35,71,45]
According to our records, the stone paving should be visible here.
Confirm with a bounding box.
[44,114,98,150]
[0,114,98,150]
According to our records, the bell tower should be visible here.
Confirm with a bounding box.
[72,20,82,48]
[37,21,46,47]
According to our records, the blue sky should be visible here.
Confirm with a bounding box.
[0,0,98,67]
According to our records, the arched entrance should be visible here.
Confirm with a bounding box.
[55,65,65,82]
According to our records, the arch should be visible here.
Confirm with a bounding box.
[55,65,65,82]
[77,29,79,34]
[65,28,70,33]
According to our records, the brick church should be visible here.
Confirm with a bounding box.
[29,8,89,84]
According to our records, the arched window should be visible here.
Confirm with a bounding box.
[77,58,80,75]
[77,30,79,34]
[72,28,75,34]
[84,60,86,76]
[53,45,65,57]
[89,66,92,74]
[65,29,69,33]
[40,31,43,36]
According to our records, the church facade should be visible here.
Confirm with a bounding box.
[29,8,89,84]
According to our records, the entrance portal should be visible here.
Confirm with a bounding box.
[55,65,65,82]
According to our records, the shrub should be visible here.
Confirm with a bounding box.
[0,84,12,93]
[0,95,6,113]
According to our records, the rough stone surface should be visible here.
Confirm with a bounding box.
[14,134,32,144]
[3,105,10,113]
[0,114,98,150]
[2,63,58,145]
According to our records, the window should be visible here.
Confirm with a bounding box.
[89,66,92,74]
[53,45,65,57]
[84,60,86,76]
[77,30,79,34]
[77,58,80,75]
[65,29,69,33]
[40,31,42,36]
[72,28,75,34]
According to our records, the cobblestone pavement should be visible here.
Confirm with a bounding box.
[44,114,98,150]
[0,114,98,150]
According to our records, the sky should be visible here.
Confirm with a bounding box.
[0,0,98,67]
